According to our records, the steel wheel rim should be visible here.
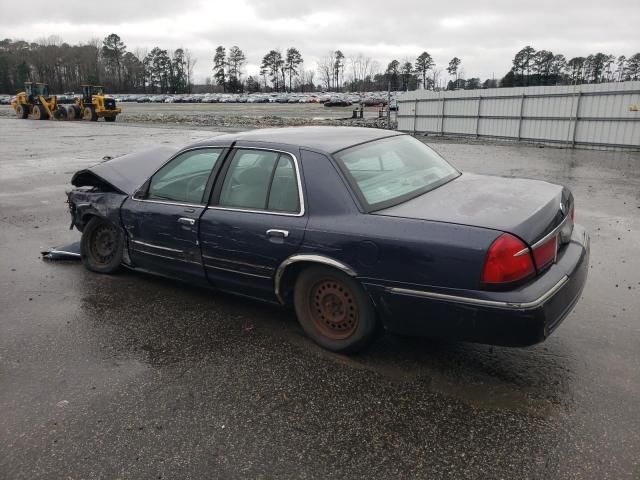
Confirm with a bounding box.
[83,108,92,120]
[309,279,358,340]
[33,107,40,119]
[89,224,117,265]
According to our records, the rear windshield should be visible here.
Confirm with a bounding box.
[333,135,459,210]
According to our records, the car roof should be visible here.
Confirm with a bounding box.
[189,126,404,154]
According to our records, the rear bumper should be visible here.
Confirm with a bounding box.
[365,225,590,347]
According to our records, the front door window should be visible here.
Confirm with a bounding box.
[148,148,222,204]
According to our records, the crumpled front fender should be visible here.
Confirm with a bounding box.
[67,189,128,232]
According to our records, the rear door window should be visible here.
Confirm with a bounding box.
[217,149,300,213]
[267,155,300,213]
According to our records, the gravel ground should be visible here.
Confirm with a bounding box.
[1,118,639,479]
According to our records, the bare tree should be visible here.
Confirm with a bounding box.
[348,53,373,89]
[184,49,197,93]
[431,68,442,90]
[616,55,627,81]
[317,53,334,90]
[604,54,616,82]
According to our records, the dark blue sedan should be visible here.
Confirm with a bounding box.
[68,126,589,353]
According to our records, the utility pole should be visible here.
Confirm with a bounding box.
[387,79,391,129]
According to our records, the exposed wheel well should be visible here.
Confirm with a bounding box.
[278,261,310,306]
[78,212,100,232]
[277,259,358,307]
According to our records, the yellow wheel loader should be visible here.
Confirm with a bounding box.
[76,85,121,122]
[10,82,65,120]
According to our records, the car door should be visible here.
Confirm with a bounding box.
[199,146,308,300]
[120,147,225,283]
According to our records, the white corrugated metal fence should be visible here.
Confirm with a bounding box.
[397,82,640,150]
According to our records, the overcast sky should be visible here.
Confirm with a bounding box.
[1,0,638,84]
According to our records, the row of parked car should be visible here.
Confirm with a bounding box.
[0,92,400,109]
[0,94,106,106]
[115,92,399,107]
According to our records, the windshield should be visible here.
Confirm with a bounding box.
[334,135,459,210]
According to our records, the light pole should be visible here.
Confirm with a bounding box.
[387,79,391,129]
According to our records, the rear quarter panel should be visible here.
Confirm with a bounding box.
[303,213,499,291]
[298,148,501,291]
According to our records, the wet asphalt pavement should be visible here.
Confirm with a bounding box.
[1,119,639,479]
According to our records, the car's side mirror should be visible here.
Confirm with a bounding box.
[133,181,149,199]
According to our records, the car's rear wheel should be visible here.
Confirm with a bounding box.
[80,217,124,273]
[294,265,377,353]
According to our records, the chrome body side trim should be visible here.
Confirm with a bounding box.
[204,264,272,279]
[387,276,569,311]
[274,254,357,303]
[532,213,571,249]
[133,250,176,262]
[202,254,274,273]
[131,198,204,208]
[131,239,183,253]
[133,249,202,265]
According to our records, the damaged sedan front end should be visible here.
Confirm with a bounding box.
[67,145,180,233]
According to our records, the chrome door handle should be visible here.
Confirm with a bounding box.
[266,229,289,238]
[178,217,196,226]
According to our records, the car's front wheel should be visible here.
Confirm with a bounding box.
[80,217,124,273]
[294,265,377,353]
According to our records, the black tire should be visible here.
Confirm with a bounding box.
[54,107,66,120]
[104,116,116,122]
[83,106,98,121]
[33,104,49,120]
[65,105,77,120]
[80,217,124,274]
[15,104,28,119]
[294,265,377,353]
[72,104,82,119]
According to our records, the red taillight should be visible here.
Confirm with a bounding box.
[481,233,535,285]
[532,235,558,271]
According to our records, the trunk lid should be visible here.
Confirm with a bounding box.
[375,173,572,245]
